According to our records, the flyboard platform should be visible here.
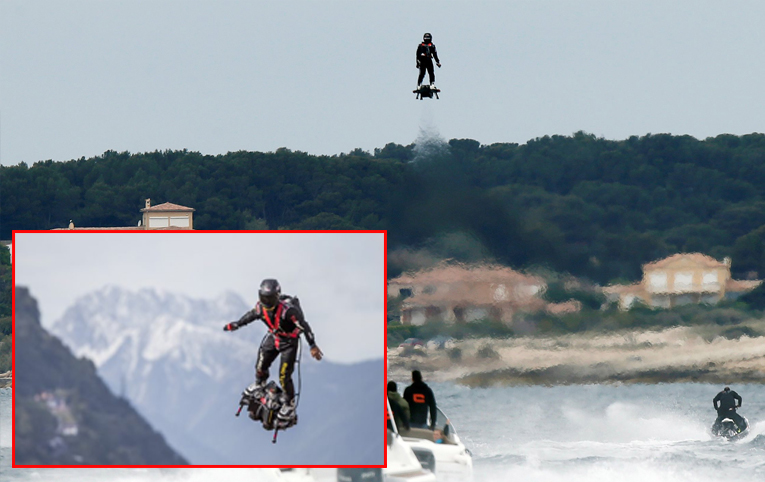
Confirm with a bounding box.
[236,380,297,444]
[414,85,441,100]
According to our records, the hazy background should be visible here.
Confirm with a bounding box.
[13,231,384,363]
[2,0,764,165]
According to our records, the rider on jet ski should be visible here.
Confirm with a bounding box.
[712,386,747,433]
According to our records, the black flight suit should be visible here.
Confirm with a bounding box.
[713,389,746,432]
[404,380,437,430]
[233,296,316,402]
[417,42,440,86]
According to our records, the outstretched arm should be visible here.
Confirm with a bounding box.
[223,306,261,331]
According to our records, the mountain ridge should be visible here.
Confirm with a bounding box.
[13,286,188,465]
[49,285,384,465]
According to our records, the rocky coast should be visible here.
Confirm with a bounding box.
[387,321,765,387]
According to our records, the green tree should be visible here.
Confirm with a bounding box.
[731,225,765,278]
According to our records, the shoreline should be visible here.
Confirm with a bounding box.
[387,322,765,387]
[0,371,11,389]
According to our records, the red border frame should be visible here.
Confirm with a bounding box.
[10,229,388,469]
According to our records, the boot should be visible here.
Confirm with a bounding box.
[243,380,266,400]
[277,396,296,422]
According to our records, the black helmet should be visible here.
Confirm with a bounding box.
[423,33,432,43]
[259,279,281,309]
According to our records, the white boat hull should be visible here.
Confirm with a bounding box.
[402,437,473,482]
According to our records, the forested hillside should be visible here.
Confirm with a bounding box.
[2,132,764,284]
[14,287,188,465]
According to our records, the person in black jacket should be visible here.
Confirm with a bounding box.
[224,279,323,423]
[712,386,747,433]
[404,370,437,430]
[416,32,441,88]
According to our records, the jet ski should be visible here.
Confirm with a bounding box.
[712,415,749,441]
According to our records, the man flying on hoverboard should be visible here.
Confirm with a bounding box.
[414,32,442,99]
[224,279,323,428]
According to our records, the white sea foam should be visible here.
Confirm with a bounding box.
[425,381,765,481]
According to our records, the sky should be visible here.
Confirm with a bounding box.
[13,231,385,363]
[1,0,763,166]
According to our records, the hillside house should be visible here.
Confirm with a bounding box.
[388,264,548,325]
[604,253,761,309]
[140,199,195,229]
[54,198,195,230]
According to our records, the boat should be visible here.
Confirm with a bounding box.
[336,399,436,482]
[399,407,473,482]
[271,469,316,481]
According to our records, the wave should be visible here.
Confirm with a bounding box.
[475,458,730,482]
[559,401,710,444]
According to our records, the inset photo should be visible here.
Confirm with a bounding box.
[12,231,385,468]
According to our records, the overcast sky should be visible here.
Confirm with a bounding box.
[1,1,763,166]
[13,232,384,363]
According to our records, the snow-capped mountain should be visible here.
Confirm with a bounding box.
[50,286,383,465]
[52,286,260,397]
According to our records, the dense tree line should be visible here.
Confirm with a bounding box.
[2,133,765,284]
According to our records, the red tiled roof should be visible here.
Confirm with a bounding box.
[643,253,726,270]
[141,202,195,212]
[392,263,546,309]
[389,262,541,285]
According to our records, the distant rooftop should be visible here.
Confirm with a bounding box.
[140,202,195,212]
[644,253,728,270]
[389,263,541,285]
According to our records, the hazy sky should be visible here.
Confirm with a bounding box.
[1,1,763,166]
[13,232,384,363]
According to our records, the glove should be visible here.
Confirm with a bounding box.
[223,321,240,332]
[437,63,441,68]
[310,346,323,361]
[416,62,420,69]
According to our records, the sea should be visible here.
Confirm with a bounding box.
[2,383,764,481]
[432,381,765,482]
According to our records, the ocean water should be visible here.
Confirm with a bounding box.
[429,381,765,482]
[3,384,764,481]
